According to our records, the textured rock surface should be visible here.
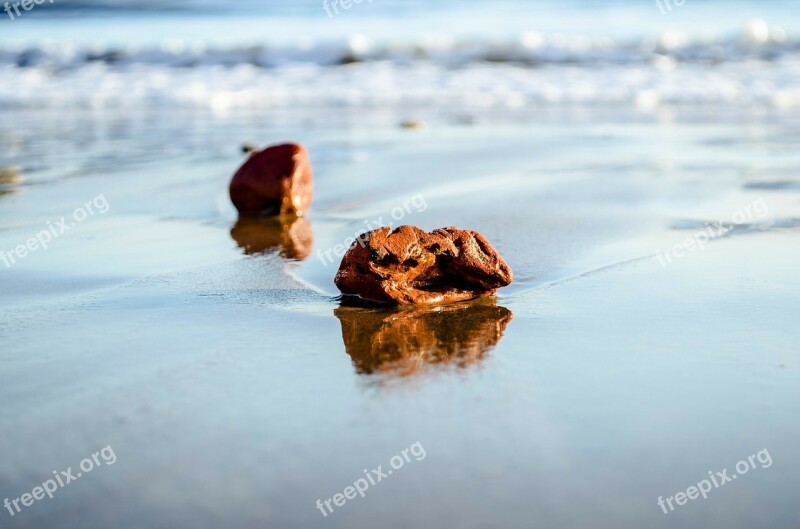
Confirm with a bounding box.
[334,225,513,305]
[229,143,313,217]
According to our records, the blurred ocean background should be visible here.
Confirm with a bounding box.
[2,0,800,109]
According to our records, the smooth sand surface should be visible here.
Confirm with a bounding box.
[1,108,799,529]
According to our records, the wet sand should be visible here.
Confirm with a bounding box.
[1,108,799,529]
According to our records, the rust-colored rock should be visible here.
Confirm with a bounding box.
[334,225,513,305]
[229,143,313,217]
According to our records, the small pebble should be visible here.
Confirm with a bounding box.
[0,166,22,185]
[400,119,426,130]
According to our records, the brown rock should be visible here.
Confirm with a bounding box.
[334,225,513,305]
[229,143,313,217]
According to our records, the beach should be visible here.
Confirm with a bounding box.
[1,1,800,528]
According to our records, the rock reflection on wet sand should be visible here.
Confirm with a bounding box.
[230,216,313,260]
[335,299,513,377]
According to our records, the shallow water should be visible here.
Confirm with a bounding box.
[1,106,798,528]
